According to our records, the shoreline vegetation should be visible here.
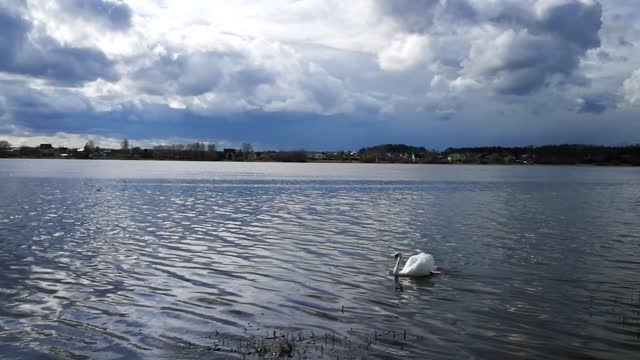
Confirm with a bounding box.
[1,140,640,166]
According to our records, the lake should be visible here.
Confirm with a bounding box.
[1,159,639,359]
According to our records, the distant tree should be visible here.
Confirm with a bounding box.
[206,143,218,160]
[185,142,206,160]
[241,143,254,160]
[84,140,96,151]
[241,143,253,153]
[121,139,130,151]
[271,150,307,162]
[0,140,11,150]
[187,142,206,151]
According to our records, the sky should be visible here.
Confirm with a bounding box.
[0,0,639,150]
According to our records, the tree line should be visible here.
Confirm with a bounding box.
[2,140,640,165]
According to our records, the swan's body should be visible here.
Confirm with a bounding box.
[393,252,439,277]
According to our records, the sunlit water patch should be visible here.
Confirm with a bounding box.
[1,160,640,359]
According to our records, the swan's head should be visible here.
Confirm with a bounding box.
[393,252,401,259]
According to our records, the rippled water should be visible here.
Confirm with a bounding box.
[1,159,640,359]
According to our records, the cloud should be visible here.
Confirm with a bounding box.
[595,50,626,63]
[457,0,603,95]
[466,29,579,94]
[0,4,117,85]
[57,0,133,30]
[0,5,30,65]
[576,96,607,114]
[123,36,384,116]
[623,69,640,107]
[377,33,432,71]
[132,51,227,96]
[373,0,603,96]
[0,131,121,148]
[0,96,6,119]
[534,0,602,49]
[0,80,91,115]
[17,45,117,85]
[378,0,476,32]
[377,0,440,32]
[1,0,640,149]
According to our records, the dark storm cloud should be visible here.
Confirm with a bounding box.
[487,1,531,26]
[534,0,602,48]
[0,79,91,114]
[15,44,117,85]
[489,31,585,95]
[0,5,117,85]
[0,6,29,65]
[441,0,477,22]
[58,0,132,30]
[478,0,603,95]
[577,96,609,114]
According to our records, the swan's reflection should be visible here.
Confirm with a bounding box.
[394,276,403,292]
[394,275,436,293]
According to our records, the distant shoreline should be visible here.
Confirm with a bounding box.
[1,157,639,167]
[2,143,639,166]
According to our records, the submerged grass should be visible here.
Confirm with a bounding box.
[173,288,640,359]
[174,326,421,359]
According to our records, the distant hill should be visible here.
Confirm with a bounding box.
[358,144,428,154]
[357,144,436,163]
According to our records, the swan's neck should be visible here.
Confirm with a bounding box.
[392,254,403,275]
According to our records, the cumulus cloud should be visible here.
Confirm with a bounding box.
[377,33,432,71]
[534,0,602,48]
[465,28,581,94]
[120,34,383,115]
[0,4,117,85]
[458,0,603,95]
[372,0,603,97]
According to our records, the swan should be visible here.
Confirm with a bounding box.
[392,252,440,277]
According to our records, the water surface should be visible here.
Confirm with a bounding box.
[1,160,639,359]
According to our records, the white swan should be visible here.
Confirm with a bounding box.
[392,252,440,277]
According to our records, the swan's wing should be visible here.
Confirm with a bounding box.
[400,253,434,276]
[401,254,421,272]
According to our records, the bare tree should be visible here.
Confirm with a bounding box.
[121,139,130,151]
[0,140,11,150]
